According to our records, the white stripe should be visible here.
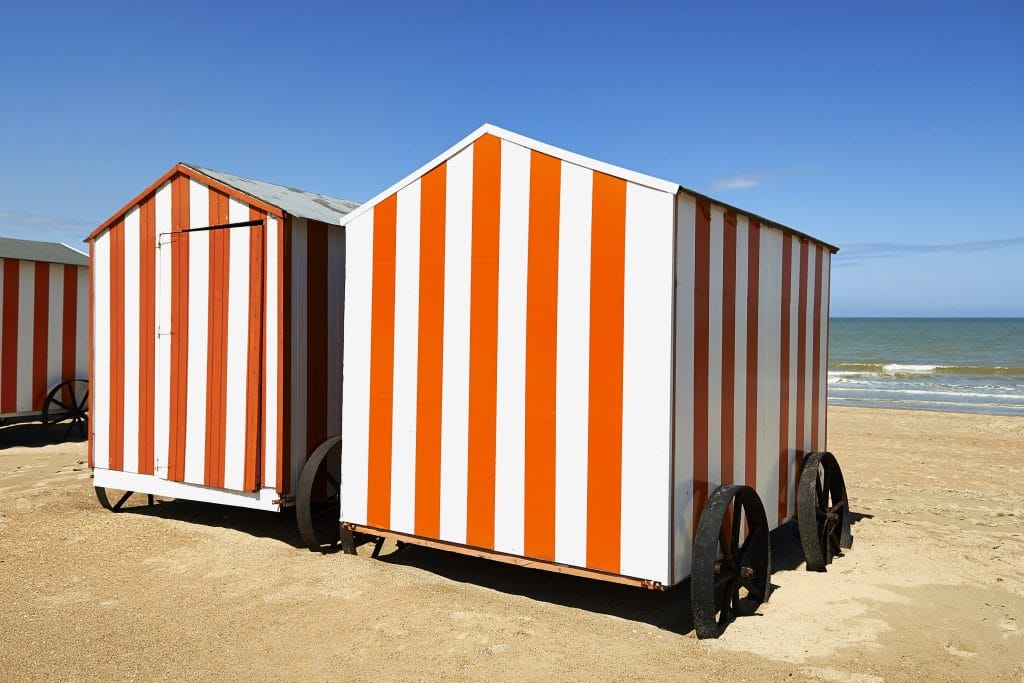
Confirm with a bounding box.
[76,267,88,377]
[620,183,675,584]
[705,207,723,491]
[439,146,473,544]
[672,193,697,584]
[290,219,309,489]
[757,228,784,526]
[819,253,830,449]
[788,237,800,517]
[804,247,817,451]
[154,182,172,477]
[552,160,591,566]
[340,211,374,524]
[389,180,421,534]
[263,217,280,490]
[327,226,345,437]
[46,265,63,390]
[92,238,111,468]
[0,260,4,410]
[16,260,35,411]
[183,180,209,485]
[122,207,141,473]
[494,141,530,555]
[222,198,250,491]
[733,216,749,488]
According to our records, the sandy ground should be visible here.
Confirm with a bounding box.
[1,406,1022,681]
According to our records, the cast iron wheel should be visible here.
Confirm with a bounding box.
[42,379,89,443]
[691,484,772,639]
[798,451,852,572]
[296,435,343,553]
[94,486,152,511]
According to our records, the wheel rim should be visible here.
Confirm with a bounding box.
[798,451,851,571]
[42,379,89,443]
[692,484,772,639]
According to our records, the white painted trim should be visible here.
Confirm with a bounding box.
[92,468,282,512]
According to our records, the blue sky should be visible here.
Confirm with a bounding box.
[1,1,1021,316]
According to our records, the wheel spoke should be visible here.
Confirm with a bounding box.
[113,491,132,511]
[730,505,742,560]
[718,529,734,564]
[67,383,78,410]
[50,398,70,413]
[77,390,89,413]
[323,470,339,491]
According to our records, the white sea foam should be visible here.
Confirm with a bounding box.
[882,363,938,374]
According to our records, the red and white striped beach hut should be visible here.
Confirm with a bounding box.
[331,125,848,637]
[87,164,357,510]
[0,238,89,423]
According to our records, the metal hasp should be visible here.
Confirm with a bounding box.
[691,484,772,639]
[797,451,853,571]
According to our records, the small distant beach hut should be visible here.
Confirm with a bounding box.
[0,238,89,437]
[86,164,357,509]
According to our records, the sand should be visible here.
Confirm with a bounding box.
[1,406,1022,681]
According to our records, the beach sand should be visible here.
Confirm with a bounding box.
[1,406,1021,681]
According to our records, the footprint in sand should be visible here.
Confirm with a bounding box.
[998,620,1020,638]
[944,643,976,658]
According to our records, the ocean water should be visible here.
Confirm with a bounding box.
[828,318,1024,416]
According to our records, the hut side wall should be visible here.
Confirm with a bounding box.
[91,173,283,495]
[0,258,88,415]
[341,133,677,584]
[670,192,831,584]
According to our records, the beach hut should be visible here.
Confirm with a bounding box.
[315,124,850,638]
[0,237,89,438]
[86,163,357,511]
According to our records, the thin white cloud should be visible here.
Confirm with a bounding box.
[709,165,824,191]
[711,174,763,190]
[836,236,1024,266]
[0,210,93,243]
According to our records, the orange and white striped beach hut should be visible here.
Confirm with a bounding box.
[0,238,89,419]
[337,124,838,592]
[87,164,357,509]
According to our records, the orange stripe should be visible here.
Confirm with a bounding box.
[168,175,190,482]
[466,135,502,549]
[61,266,79,384]
[1,259,20,413]
[586,171,626,573]
[414,165,447,537]
[279,217,292,493]
[306,222,329,457]
[138,195,156,475]
[205,189,230,487]
[720,213,736,486]
[745,222,760,490]
[366,195,398,527]
[32,261,49,411]
[778,232,792,523]
[525,151,561,561]
[811,247,824,450]
[245,207,267,491]
[796,240,809,467]
[109,222,125,471]
[691,200,711,538]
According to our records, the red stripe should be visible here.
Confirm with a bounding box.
[366,195,398,528]
[796,240,809,466]
[205,189,230,487]
[720,213,736,486]
[62,266,79,385]
[525,151,560,562]
[745,221,760,490]
[778,232,792,523]
[109,222,125,471]
[691,200,711,538]
[1,259,20,413]
[168,175,190,482]
[586,171,626,573]
[414,165,447,537]
[245,207,267,491]
[306,222,329,457]
[466,134,501,549]
[32,261,49,410]
[811,247,824,451]
[138,196,156,475]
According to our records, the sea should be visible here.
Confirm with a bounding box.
[828,318,1024,416]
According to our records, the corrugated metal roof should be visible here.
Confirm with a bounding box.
[184,164,360,225]
[0,237,89,266]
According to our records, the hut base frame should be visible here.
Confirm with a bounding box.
[340,522,665,590]
[92,468,282,512]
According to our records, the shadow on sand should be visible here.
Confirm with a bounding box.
[0,419,87,449]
